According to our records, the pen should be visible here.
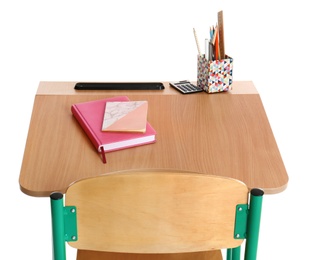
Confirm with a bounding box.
[209,41,213,60]
[205,38,209,60]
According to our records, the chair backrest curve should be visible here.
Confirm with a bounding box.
[65,170,249,254]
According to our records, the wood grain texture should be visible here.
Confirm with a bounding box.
[19,81,288,196]
[66,170,248,253]
[218,10,225,59]
[76,249,222,260]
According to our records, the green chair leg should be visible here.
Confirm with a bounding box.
[227,246,241,260]
[227,248,232,260]
[232,246,241,260]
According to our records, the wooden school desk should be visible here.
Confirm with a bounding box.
[19,81,288,259]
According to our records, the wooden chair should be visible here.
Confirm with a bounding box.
[50,169,263,260]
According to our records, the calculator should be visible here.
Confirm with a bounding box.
[169,81,203,94]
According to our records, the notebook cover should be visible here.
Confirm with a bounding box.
[102,101,148,133]
[71,96,156,154]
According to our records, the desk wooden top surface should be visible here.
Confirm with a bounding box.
[19,81,288,196]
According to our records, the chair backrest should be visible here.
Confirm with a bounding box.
[50,169,263,260]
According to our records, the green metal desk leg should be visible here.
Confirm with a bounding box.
[50,192,66,260]
[244,188,264,260]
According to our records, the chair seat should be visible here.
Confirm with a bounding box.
[77,249,223,260]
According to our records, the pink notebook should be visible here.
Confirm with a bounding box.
[71,96,156,163]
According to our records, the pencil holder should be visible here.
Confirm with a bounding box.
[197,55,233,93]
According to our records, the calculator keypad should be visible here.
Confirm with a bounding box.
[170,81,203,94]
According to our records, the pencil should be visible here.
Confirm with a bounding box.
[193,28,202,56]
[214,28,219,60]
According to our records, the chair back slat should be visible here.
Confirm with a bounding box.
[65,170,248,254]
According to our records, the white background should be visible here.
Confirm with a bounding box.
[1,1,309,259]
